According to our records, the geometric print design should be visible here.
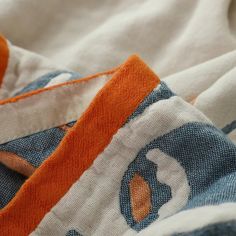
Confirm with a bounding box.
[120,82,176,231]
[0,163,26,208]
[120,147,172,231]
[65,229,82,236]
[0,123,76,208]
[120,122,236,232]
[127,81,175,122]
[0,121,77,209]
[0,126,67,168]
[222,120,236,135]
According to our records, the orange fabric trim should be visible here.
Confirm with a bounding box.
[59,124,72,132]
[0,55,159,235]
[0,151,35,177]
[129,174,151,223]
[0,35,9,87]
[0,67,117,105]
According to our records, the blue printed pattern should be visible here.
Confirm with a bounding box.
[0,124,76,209]
[222,120,236,134]
[0,70,80,168]
[120,151,172,231]
[15,70,81,96]
[120,82,175,231]
[66,229,82,236]
[147,123,236,206]
[0,163,26,208]
[127,82,175,122]
[0,127,66,168]
[120,83,236,232]
[0,71,79,209]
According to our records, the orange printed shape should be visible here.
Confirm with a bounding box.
[0,151,35,177]
[0,35,9,87]
[129,173,152,222]
[0,55,159,235]
[59,124,72,132]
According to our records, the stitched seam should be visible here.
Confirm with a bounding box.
[0,112,78,144]
[0,70,116,106]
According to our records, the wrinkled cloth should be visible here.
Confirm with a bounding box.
[0,1,236,235]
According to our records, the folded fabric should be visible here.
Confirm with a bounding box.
[0,36,236,236]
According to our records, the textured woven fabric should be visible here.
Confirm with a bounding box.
[31,79,236,236]
[15,70,81,96]
[0,163,26,208]
[0,41,236,236]
[0,70,79,208]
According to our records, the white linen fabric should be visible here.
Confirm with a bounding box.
[1,0,236,141]
[0,0,235,77]
[0,1,236,235]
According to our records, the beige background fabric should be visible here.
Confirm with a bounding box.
[0,0,235,77]
[0,1,236,235]
[1,0,236,141]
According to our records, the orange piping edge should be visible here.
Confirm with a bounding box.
[0,151,35,177]
[0,55,159,235]
[0,66,118,105]
[0,35,9,88]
